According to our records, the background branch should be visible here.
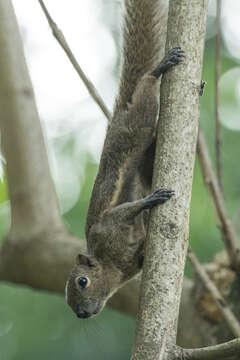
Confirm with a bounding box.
[131,1,208,359]
[38,0,112,122]
[0,0,63,239]
[197,130,240,270]
[215,0,223,194]
[182,338,240,360]
[188,248,240,337]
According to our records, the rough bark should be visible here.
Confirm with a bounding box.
[131,1,208,359]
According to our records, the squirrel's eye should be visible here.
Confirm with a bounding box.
[77,276,90,289]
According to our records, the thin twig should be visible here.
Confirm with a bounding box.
[38,0,112,122]
[181,338,240,360]
[197,130,240,271]
[215,0,223,194]
[188,247,240,338]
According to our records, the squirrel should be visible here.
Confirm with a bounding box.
[65,0,184,319]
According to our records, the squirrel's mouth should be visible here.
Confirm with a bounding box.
[76,301,104,319]
[76,310,92,319]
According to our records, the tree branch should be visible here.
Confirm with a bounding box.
[182,338,240,360]
[131,1,208,359]
[188,248,240,338]
[197,130,240,271]
[0,0,62,239]
[215,0,223,194]
[38,0,112,122]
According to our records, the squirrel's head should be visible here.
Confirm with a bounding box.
[65,254,109,319]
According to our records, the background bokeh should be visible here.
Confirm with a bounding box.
[0,0,240,359]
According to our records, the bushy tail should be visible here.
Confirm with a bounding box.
[114,0,168,113]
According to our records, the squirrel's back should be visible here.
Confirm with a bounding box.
[114,0,168,113]
[86,0,168,236]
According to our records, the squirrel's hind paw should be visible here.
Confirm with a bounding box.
[151,47,184,78]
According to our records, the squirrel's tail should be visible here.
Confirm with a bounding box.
[114,0,167,114]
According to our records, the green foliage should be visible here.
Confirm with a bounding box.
[0,174,8,203]
[0,284,135,360]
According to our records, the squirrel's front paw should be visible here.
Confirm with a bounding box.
[164,47,184,66]
[151,47,184,78]
[143,188,175,209]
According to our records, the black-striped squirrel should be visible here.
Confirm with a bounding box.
[66,0,184,319]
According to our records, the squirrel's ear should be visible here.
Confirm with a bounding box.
[76,254,89,266]
[76,254,95,267]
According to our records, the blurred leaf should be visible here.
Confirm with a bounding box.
[0,173,8,203]
[63,154,98,238]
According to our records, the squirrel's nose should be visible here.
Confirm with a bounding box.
[76,310,91,319]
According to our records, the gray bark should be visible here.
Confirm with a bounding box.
[131,1,208,359]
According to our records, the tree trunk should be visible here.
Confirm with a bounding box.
[131,1,208,359]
